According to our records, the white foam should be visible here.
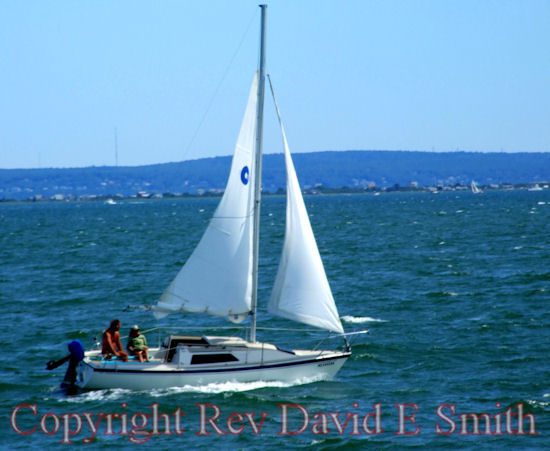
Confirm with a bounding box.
[527,399,549,408]
[48,377,326,401]
[54,388,133,404]
[149,377,324,395]
[342,315,387,324]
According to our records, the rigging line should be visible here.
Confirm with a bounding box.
[181,9,258,162]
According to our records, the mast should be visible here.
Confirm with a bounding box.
[250,4,267,342]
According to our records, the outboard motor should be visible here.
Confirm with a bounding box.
[46,340,85,394]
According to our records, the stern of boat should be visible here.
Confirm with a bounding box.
[75,357,96,389]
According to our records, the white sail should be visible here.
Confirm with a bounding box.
[153,73,259,320]
[267,85,344,334]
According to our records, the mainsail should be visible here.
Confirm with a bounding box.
[153,73,259,320]
[267,80,344,334]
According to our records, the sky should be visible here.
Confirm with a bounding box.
[1,0,549,169]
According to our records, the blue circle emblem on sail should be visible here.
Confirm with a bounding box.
[241,166,249,185]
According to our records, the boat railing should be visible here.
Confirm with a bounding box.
[133,325,334,348]
[89,325,365,355]
[138,325,363,355]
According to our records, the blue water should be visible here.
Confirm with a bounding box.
[1,191,549,449]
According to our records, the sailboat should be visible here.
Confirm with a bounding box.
[75,5,360,390]
[471,180,482,194]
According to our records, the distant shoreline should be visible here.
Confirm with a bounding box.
[2,151,549,201]
[1,182,547,205]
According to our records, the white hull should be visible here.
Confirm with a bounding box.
[77,335,350,390]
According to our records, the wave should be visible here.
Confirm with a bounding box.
[526,399,549,410]
[342,316,387,323]
[425,291,459,298]
[45,387,135,404]
[58,377,326,401]
[148,377,325,395]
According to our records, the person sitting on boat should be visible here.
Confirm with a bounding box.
[101,319,129,361]
[127,325,149,362]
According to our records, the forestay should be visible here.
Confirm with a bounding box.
[153,73,259,320]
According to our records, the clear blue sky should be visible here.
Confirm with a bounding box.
[1,0,548,169]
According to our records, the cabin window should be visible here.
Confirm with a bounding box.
[191,354,238,365]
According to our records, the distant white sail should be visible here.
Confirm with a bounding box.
[153,73,259,320]
[471,180,482,194]
[267,85,344,334]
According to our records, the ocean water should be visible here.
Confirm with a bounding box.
[1,191,549,449]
